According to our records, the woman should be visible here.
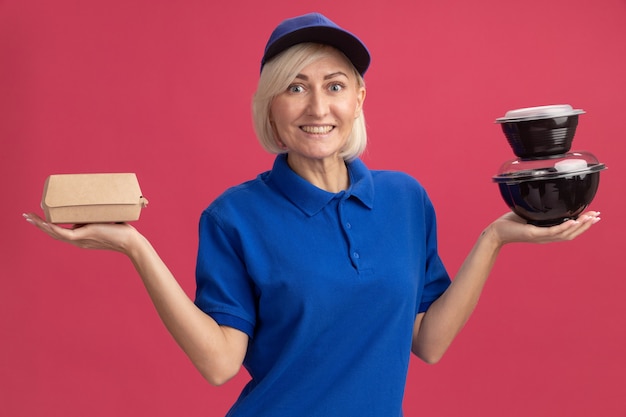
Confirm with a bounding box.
[23,12,600,417]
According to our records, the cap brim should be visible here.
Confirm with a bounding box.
[262,26,370,75]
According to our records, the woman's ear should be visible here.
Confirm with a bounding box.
[355,86,366,118]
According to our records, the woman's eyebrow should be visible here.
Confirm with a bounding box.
[294,71,349,81]
[324,71,349,80]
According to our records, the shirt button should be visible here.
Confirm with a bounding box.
[346,222,352,229]
[353,252,360,259]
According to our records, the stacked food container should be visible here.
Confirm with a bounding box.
[493,105,607,226]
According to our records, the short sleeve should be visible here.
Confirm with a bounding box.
[417,192,451,314]
[194,209,257,338]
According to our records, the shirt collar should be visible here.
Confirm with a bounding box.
[266,154,374,216]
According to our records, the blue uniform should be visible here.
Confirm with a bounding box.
[195,154,451,416]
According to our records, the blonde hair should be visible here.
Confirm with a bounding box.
[252,43,367,161]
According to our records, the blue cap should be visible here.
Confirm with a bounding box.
[261,12,371,75]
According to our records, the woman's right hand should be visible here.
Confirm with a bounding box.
[23,212,139,255]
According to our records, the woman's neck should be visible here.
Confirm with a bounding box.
[286,154,350,193]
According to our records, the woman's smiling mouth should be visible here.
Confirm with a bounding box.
[300,125,335,134]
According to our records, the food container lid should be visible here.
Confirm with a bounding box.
[492,150,606,184]
[495,104,585,123]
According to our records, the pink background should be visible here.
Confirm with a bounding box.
[2,0,625,416]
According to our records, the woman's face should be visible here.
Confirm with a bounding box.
[269,49,366,166]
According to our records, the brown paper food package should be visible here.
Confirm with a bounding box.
[41,173,148,224]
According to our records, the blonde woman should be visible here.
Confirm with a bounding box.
[24,12,600,417]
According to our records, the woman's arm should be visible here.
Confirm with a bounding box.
[411,211,601,364]
[23,213,248,386]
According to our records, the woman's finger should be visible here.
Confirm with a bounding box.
[23,212,135,252]
[540,211,601,242]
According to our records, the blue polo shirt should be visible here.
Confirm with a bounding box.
[195,154,450,416]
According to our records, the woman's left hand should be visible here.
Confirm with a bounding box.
[489,210,601,247]
[412,209,601,363]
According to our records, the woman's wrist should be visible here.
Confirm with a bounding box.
[480,222,506,251]
[118,226,147,259]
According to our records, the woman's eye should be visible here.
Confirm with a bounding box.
[329,83,344,92]
[288,85,304,93]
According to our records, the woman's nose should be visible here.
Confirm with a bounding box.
[306,90,328,117]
